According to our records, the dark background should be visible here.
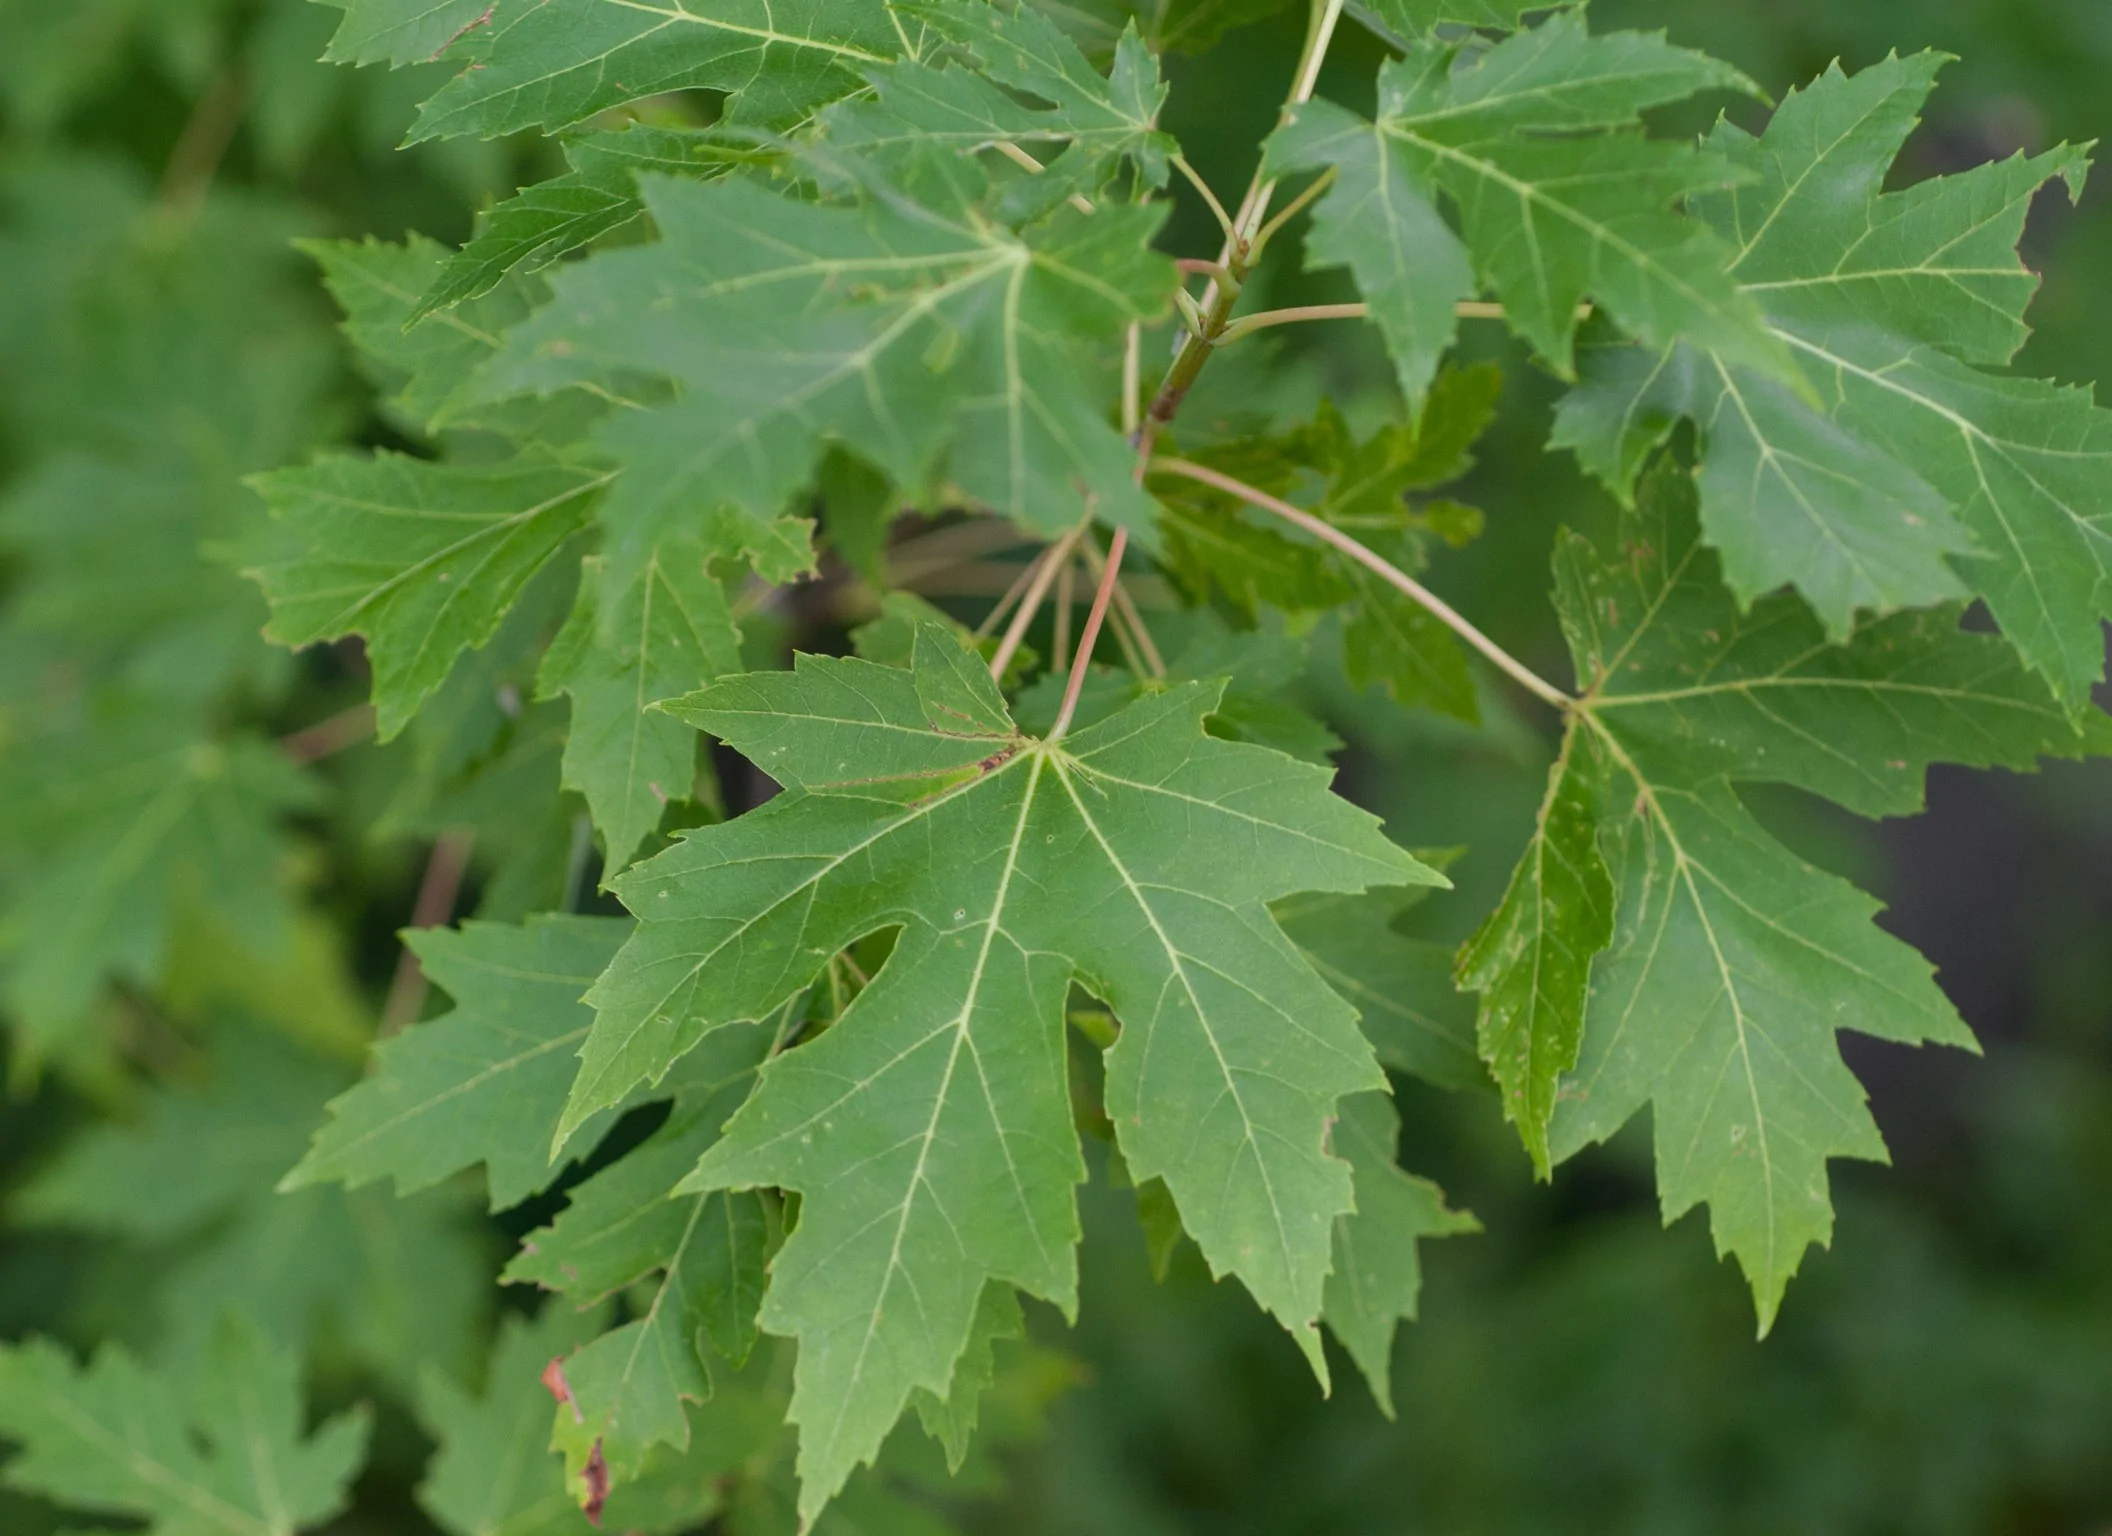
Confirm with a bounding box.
[1,2,2107,1532]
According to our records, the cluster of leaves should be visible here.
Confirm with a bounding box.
[1,0,2108,1532]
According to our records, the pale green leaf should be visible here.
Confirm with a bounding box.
[1500,466,2110,1326]
[909,1282,1025,1472]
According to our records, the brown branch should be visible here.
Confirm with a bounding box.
[378,830,475,1036]
[279,704,376,764]
[1050,529,1130,741]
[1149,457,1573,711]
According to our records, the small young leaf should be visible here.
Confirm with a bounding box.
[1455,718,1614,1174]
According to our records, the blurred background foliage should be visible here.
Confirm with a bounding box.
[0,0,2106,1532]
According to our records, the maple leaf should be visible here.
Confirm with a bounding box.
[567,622,1436,1516]
[404,0,907,142]
[1266,13,1789,405]
[0,1319,368,1536]
[1465,465,2112,1326]
[283,916,634,1210]
[1275,887,1478,1091]
[300,235,602,441]
[476,151,1171,602]
[1553,53,2110,696]
[316,0,501,69]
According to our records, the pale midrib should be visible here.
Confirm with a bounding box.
[1579,713,1779,1291]
[1053,758,1302,1305]
[1592,674,2064,714]
[821,752,1047,1465]
[302,1028,590,1170]
[603,0,891,65]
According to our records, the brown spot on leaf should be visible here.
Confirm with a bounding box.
[541,1356,585,1424]
[581,1441,611,1526]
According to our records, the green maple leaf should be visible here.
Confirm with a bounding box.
[405,0,906,142]
[247,450,607,739]
[1266,12,1787,403]
[301,235,606,441]
[0,1319,368,1536]
[569,623,1435,1517]
[1553,53,2109,695]
[509,1023,777,1485]
[835,0,1173,216]
[283,916,633,1211]
[411,127,769,323]
[1466,465,2112,1326]
[477,154,1169,601]
[537,535,743,873]
[908,1282,1025,1472]
[1320,1091,1477,1415]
